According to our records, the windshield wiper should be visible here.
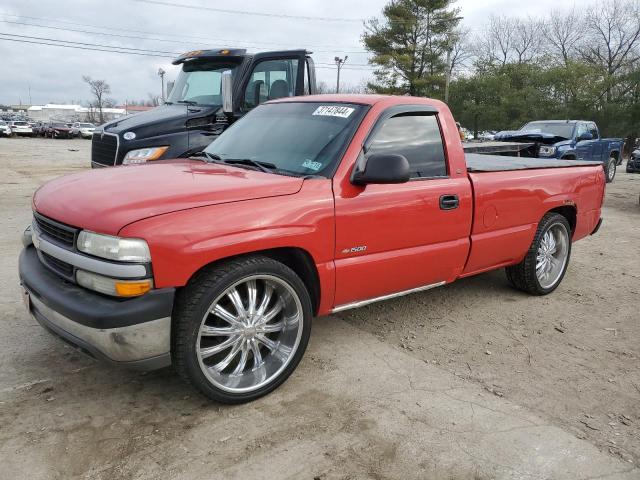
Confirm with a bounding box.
[176,100,198,106]
[222,158,277,174]
[189,151,221,162]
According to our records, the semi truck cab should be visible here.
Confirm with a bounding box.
[91,48,316,167]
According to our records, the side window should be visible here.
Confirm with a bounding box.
[366,114,447,179]
[243,59,299,110]
[588,123,598,138]
[575,123,588,140]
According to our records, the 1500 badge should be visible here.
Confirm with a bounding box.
[341,246,367,254]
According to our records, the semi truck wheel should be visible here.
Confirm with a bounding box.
[172,255,312,403]
[505,213,572,295]
[605,157,616,183]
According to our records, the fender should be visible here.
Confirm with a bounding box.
[118,180,337,311]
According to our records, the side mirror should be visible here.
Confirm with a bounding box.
[352,153,411,185]
[577,132,593,141]
[221,70,234,114]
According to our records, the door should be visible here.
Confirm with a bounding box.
[588,122,604,161]
[575,122,595,160]
[241,55,305,111]
[333,110,473,308]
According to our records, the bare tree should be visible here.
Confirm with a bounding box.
[543,8,584,65]
[448,28,473,75]
[480,15,517,66]
[316,81,332,94]
[579,0,640,101]
[82,76,111,124]
[513,17,544,63]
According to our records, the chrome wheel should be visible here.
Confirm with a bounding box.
[536,223,569,289]
[607,159,616,182]
[196,274,303,394]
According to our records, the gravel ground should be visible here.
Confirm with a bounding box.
[340,156,640,465]
[1,136,638,478]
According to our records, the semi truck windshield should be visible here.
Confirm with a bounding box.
[167,61,238,106]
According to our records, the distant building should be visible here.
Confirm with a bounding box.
[26,104,127,124]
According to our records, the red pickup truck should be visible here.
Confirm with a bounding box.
[19,95,605,403]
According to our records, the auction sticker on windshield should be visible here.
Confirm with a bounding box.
[312,106,354,118]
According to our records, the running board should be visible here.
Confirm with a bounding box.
[332,281,446,313]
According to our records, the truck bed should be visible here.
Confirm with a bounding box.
[465,153,598,172]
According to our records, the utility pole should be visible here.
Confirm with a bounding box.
[444,22,462,104]
[444,48,452,104]
[334,56,348,93]
[158,68,166,103]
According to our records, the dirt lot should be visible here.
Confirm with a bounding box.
[1,136,639,479]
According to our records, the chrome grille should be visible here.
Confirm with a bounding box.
[91,132,118,166]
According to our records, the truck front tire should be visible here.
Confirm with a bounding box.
[605,157,616,183]
[505,213,572,295]
[172,255,312,403]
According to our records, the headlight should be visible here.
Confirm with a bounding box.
[539,145,556,156]
[76,270,153,297]
[122,146,169,165]
[77,231,151,262]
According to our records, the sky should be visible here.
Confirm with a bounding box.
[0,0,577,106]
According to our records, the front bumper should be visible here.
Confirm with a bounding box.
[19,246,174,370]
[626,160,640,173]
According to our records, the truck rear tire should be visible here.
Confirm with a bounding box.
[505,213,572,295]
[605,157,616,183]
[172,255,312,403]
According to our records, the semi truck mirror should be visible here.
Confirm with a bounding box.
[222,70,234,114]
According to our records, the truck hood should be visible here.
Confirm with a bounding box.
[33,160,304,235]
[100,103,218,138]
[494,130,569,145]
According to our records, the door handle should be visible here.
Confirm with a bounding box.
[439,194,459,210]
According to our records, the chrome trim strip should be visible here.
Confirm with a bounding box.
[332,281,446,313]
[28,293,170,363]
[92,131,119,166]
[35,234,147,278]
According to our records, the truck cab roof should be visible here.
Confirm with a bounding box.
[172,48,311,65]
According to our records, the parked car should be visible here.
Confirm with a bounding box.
[494,120,624,183]
[30,122,45,136]
[43,122,73,139]
[627,148,640,173]
[71,122,96,139]
[19,95,605,403]
[9,120,33,136]
[478,130,497,141]
[0,121,11,137]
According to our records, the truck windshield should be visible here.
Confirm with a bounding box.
[167,60,238,106]
[204,102,367,177]
[521,122,574,139]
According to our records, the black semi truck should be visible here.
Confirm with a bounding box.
[91,48,317,167]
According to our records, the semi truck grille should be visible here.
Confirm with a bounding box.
[41,252,74,278]
[91,133,118,166]
[34,213,77,248]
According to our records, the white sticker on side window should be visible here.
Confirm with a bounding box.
[312,105,354,118]
[302,159,323,171]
